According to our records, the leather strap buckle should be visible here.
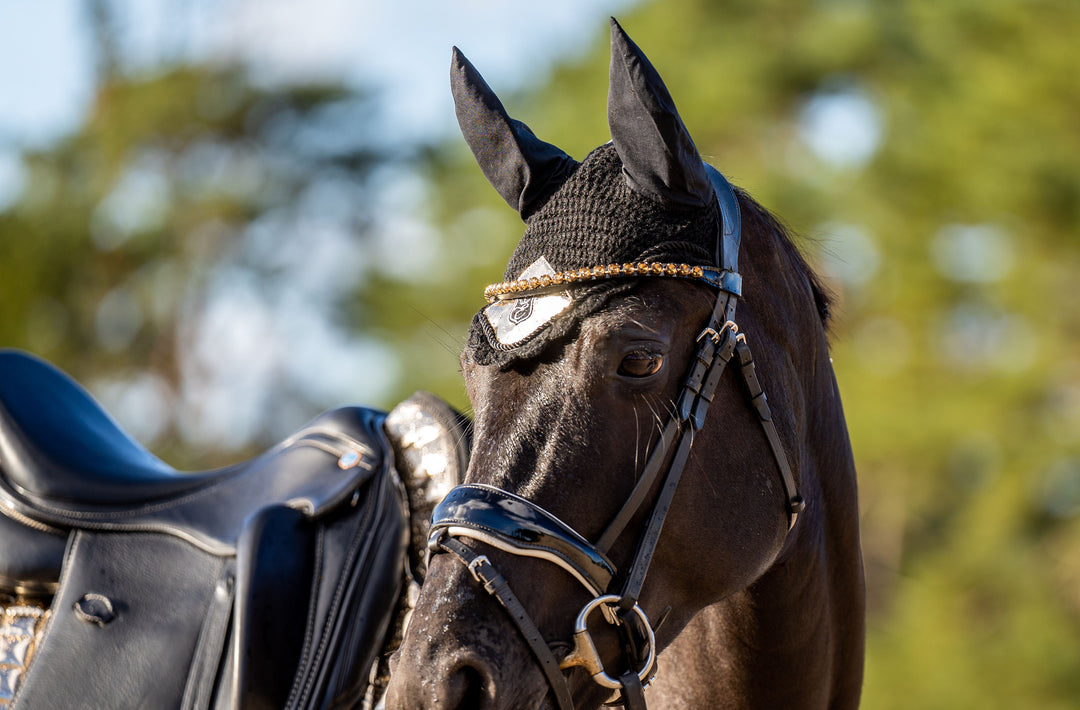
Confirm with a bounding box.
[696,326,722,345]
[696,320,738,346]
[467,554,492,583]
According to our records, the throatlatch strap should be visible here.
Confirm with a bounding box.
[436,536,576,710]
[733,337,805,529]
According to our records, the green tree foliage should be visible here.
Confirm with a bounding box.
[415,1,1080,707]
[0,65,391,468]
[2,1,1078,705]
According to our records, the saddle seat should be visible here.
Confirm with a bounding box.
[0,349,234,506]
[0,349,384,557]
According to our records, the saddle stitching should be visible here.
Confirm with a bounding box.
[283,524,326,709]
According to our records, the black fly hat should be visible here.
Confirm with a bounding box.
[455,19,736,366]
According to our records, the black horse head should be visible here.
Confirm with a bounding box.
[387,18,863,710]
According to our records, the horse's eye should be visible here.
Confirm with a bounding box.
[618,351,664,378]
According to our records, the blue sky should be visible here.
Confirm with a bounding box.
[0,1,93,146]
[0,0,639,149]
[0,0,642,217]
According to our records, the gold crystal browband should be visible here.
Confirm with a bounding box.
[483,262,742,303]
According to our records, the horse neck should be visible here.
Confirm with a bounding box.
[664,198,864,707]
[653,523,863,709]
[652,386,864,710]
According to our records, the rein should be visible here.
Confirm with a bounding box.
[428,168,804,709]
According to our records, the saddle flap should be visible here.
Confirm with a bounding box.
[227,505,317,709]
[0,513,66,596]
[12,530,229,708]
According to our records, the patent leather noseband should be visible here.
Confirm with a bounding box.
[428,167,804,710]
[431,484,615,596]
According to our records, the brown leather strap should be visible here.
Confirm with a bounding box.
[595,294,736,556]
[437,535,576,710]
[734,337,805,528]
[619,669,648,710]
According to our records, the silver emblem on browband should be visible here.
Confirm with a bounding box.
[484,257,571,346]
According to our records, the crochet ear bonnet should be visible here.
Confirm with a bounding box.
[455,19,731,367]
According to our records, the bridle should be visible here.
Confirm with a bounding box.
[427,166,805,710]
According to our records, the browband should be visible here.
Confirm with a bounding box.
[483,263,741,303]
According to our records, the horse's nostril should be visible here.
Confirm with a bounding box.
[446,660,494,710]
[385,640,506,710]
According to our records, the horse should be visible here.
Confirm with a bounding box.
[384,18,864,710]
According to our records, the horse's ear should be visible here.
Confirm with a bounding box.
[607,18,713,209]
[451,47,578,220]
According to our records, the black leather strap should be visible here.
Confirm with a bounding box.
[437,535,576,710]
[616,427,695,613]
[614,606,653,710]
[619,669,648,710]
[431,484,615,595]
[676,309,739,429]
[734,337,805,529]
[596,294,736,555]
[608,297,740,614]
[594,417,679,554]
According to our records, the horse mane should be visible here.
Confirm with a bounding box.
[736,188,834,329]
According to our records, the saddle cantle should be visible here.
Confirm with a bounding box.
[0,349,461,709]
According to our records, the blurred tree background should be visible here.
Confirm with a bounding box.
[2,0,1079,707]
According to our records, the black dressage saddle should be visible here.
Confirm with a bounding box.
[0,349,465,709]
